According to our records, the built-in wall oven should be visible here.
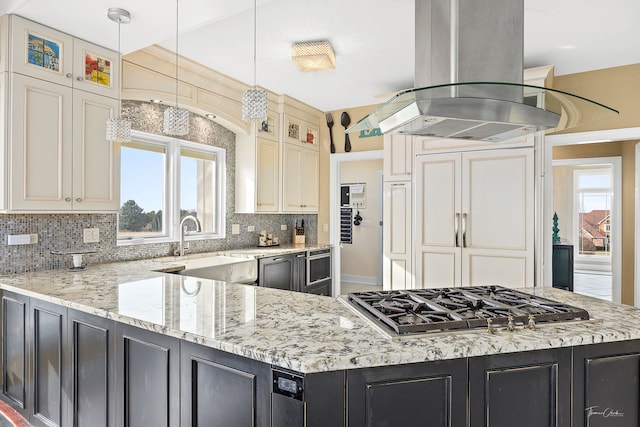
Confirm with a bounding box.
[305,248,332,296]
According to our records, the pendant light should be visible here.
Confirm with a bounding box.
[241,0,267,123]
[163,0,190,136]
[105,8,132,143]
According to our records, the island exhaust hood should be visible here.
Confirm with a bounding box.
[346,0,618,142]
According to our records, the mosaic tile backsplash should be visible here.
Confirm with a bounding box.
[0,101,317,274]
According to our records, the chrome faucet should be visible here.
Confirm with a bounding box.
[179,215,201,256]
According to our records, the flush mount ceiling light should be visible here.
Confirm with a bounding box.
[164,0,190,136]
[105,7,132,143]
[291,40,336,72]
[242,0,267,122]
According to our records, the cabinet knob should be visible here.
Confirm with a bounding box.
[65,73,73,79]
[76,76,83,82]
[75,198,81,202]
[65,197,72,202]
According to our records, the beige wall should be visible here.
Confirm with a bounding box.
[552,64,640,134]
[339,159,383,281]
[317,104,382,244]
[553,141,637,305]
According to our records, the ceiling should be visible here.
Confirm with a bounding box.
[2,0,639,112]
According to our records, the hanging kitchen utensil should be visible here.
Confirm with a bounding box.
[341,111,352,152]
[353,211,362,226]
[325,113,335,153]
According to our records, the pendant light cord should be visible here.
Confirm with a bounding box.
[252,0,257,89]
[117,17,122,116]
[175,0,179,108]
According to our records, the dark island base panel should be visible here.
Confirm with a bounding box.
[2,290,640,426]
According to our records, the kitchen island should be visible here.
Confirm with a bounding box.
[0,256,638,426]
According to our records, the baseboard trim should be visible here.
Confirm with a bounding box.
[341,274,378,286]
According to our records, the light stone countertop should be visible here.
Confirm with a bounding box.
[0,252,639,374]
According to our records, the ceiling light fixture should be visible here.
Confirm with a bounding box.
[105,7,132,143]
[163,0,189,135]
[291,40,336,72]
[241,0,267,123]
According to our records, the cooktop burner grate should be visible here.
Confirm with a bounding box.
[347,285,589,335]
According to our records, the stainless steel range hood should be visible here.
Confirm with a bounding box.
[346,0,618,142]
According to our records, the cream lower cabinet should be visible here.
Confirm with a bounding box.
[414,147,534,288]
[383,181,412,290]
[7,73,119,211]
[282,144,318,212]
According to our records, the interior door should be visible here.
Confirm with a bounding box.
[415,153,461,288]
[460,148,534,287]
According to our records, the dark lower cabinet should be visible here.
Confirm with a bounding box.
[5,290,640,426]
[258,255,294,290]
[347,358,467,427]
[68,309,115,427]
[292,252,307,293]
[116,324,180,427]
[1,291,29,417]
[30,298,67,427]
[469,348,572,427]
[573,340,640,427]
[180,341,270,426]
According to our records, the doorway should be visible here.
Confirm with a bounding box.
[552,158,620,301]
[329,150,384,296]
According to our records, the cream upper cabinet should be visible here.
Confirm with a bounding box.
[6,73,119,212]
[235,116,281,213]
[9,15,119,98]
[282,144,318,213]
[383,181,413,290]
[284,113,319,150]
[383,134,412,181]
[1,16,121,212]
[415,147,534,289]
[255,138,279,212]
[71,90,120,211]
[9,73,73,210]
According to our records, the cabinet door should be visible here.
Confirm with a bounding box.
[30,299,67,427]
[180,341,271,427]
[72,38,119,99]
[72,90,120,211]
[469,348,571,427]
[383,182,412,290]
[282,144,303,212]
[10,15,73,87]
[460,148,534,287]
[572,340,640,427]
[300,149,319,212]
[116,324,180,427]
[292,252,307,292]
[67,309,115,427]
[1,292,29,417]
[383,134,412,181]
[255,138,279,212]
[347,358,467,427]
[282,145,318,213]
[9,73,73,210]
[258,255,293,290]
[415,153,461,288]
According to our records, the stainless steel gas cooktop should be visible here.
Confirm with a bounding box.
[346,286,589,335]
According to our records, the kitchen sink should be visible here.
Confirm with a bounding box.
[154,255,258,284]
